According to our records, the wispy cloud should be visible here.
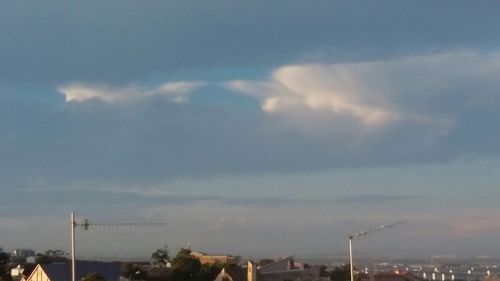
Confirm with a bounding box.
[221,197,319,207]
[333,195,426,204]
[59,81,207,103]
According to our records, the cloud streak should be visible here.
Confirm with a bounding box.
[59,81,207,103]
[333,195,426,204]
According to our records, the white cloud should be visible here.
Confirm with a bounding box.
[59,81,207,103]
[226,64,402,128]
[225,51,500,136]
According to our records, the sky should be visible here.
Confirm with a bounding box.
[1,1,500,260]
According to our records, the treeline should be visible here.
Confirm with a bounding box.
[121,247,223,281]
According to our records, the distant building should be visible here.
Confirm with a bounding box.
[258,257,319,281]
[12,249,36,258]
[12,265,25,278]
[214,257,320,281]
[370,272,424,281]
[485,276,500,281]
[13,264,36,281]
[191,252,240,266]
[25,262,121,281]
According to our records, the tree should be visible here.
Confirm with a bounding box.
[196,264,223,281]
[0,266,13,281]
[151,246,170,267]
[329,265,350,281]
[329,265,362,281]
[120,263,135,277]
[82,273,107,281]
[0,248,10,281]
[120,263,147,280]
[0,248,9,265]
[36,254,51,265]
[45,249,66,258]
[39,249,68,263]
[171,249,201,281]
[319,265,329,278]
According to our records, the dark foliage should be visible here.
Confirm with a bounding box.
[82,273,107,281]
[151,246,170,267]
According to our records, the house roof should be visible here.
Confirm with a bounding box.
[258,257,294,273]
[38,262,120,281]
[224,266,246,281]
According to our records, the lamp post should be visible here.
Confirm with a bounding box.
[349,236,354,281]
[71,212,76,281]
[348,222,405,281]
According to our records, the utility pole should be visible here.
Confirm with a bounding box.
[348,221,405,281]
[71,212,76,281]
[70,212,165,281]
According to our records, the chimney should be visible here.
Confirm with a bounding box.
[247,261,257,281]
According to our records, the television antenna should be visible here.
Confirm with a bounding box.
[70,212,166,281]
[348,221,405,281]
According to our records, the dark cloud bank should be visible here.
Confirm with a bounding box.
[1,87,499,189]
[1,1,500,89]
[1,1,500,189]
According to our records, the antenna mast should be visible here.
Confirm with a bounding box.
[70,212,165,281]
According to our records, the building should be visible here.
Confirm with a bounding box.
[12,249,36,258]
[370,272,424,281]
[191,252,240,266]
[214,258,320,281]
[258,257,319,281]
[25,262,121,281]
[12,264,37,280]
[214,266,247,281]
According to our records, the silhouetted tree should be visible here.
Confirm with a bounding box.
[0,266,12,281]
[171,249,201,281]
[120,263,147,280]
[36,254,51,265]
[151,246,170,267]
[0,248,9,265]
[319,265,329,277]
[120,263,135,277]
[82,273,107,281]
[37,250,68,263]
[196,264,223,281]
[329,264,351,281]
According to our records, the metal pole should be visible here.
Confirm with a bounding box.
[349,237,354,281]
[71,212,76,281]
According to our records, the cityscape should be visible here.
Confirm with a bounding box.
[1,245,500,281]
[1,2,500,281]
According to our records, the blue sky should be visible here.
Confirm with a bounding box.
[1,1,500,259]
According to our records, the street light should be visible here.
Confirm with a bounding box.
[348,222,405,281]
